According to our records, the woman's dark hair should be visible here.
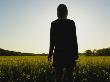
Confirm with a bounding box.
[57,4,68,19]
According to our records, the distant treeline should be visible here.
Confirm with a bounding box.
[83,47,110,56]
[0,47,110,56]
[0,48,48,56]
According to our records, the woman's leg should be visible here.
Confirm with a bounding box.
[67,67,74,82]
[55,67,63,82]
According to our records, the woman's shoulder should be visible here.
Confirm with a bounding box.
[51,19,75,24]
[66,19,75,23]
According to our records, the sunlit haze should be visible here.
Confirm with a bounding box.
[0,0,110,53]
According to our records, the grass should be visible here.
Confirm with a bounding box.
[0,56,110,82]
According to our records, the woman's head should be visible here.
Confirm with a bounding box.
[57,4,68,19]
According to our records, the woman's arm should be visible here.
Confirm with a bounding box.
[48,22,55,61]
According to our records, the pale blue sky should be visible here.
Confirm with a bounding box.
[0,0,110,53]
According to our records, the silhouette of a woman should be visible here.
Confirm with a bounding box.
[48,4,78,82]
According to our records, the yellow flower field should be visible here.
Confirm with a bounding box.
[0,56,110,82]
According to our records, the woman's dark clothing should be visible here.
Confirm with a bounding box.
[50,19,78,68]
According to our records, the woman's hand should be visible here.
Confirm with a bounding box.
[48,52,53,62]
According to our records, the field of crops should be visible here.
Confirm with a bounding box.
[0,56,110,82]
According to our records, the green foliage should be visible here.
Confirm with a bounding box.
[95,48,110,56]
[85,50,92,56]
[0,56,110,82]
[83,47,110,56]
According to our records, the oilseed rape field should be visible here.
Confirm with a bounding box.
[0,56,110,82]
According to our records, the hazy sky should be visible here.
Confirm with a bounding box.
[0,0,110,53]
